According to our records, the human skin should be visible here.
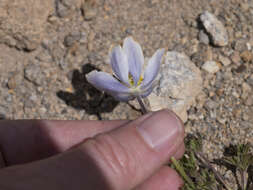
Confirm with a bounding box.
[0,110,185,190]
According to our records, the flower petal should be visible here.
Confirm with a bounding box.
[123,37,144,85]
[110,46,129,85]
[140,81,157,98]
[86,71,130,94]
[142,48,164,88]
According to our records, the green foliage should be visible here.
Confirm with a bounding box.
[222,144,253,190]
[172,134,253,190]
[172,134,219,190]
[223,143,253,172]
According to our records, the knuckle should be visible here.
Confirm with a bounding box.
[86,133,138,179]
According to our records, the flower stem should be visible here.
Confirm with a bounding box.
[137,96,148,114]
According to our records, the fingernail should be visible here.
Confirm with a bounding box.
[137,110,183,151]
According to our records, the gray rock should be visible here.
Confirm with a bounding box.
[64,31,83,47]
[198,30,210,45]
[24,63,44,86]
[56,0,82,18]
[0,0,54,51]
[146,51,203,122]
[56,1,73,18]
[200,11,228,47]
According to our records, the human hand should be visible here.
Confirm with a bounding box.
[0,110,184,190]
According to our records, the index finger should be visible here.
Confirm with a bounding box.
[0,120,128,166]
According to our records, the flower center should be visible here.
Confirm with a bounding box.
[128,74,143,87]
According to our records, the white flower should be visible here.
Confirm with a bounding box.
[86,37,164,101]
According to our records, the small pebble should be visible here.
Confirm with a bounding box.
[82,0,97,20]
[64,31,82,47]
[235,65,247,73]
[231,51,241,64]
[240,50,253,62]
[202,61,220,74]
[205,99,219,109]
[7,76,16,89]
[219,55,231,66]
[232,90,240,98]
[233,39,247,52]
[246,43,251,50]
[241,82,251,99]
[242,112,249,121]
[200,11,228,46]
[245,96,253,106]
[215,88,224,96]
[232,108,241,117]
[83,9,97,20]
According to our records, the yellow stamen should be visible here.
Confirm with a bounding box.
[128,74,143,87]
[128,74,135,86]
[137,76,143,86]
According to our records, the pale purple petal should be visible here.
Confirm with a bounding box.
[86,71,130,94]
[110,46,129,85]
[141,48,164,89]
[140,82,156,98]
[123,37,144,85]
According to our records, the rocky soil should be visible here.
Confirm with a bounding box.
[0,0,252,188]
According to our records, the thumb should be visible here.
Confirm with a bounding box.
[78,109,184,190]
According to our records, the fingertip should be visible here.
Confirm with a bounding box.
[136,166,183,190]
[173,142,185,160]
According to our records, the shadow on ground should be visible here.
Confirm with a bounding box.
[57,64,119,119]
